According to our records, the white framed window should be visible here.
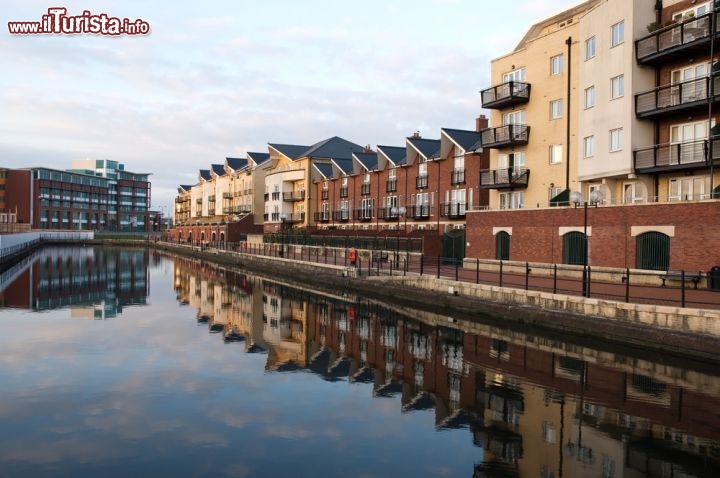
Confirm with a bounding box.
[611,21,624,47]
[453,154,464,170]
[503,110,526,125]
[585,36,596,60]
[363,172,370,184]
[584,86,595,109]
[502,67,526,83]
[341,177,348,187]
[499,152,526,175]
[669,175,710,201]
[549,144,563,164]
[583,136,595,158]
[548,186,563,202]
[551,54,563,75]
[611,75,624,99]
[550,99,563,119]
[499,191,524,210]
[610,128,623,151]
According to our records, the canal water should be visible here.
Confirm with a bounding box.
[0,246,719,478]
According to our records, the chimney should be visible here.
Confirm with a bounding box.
[363,144,373,153]
[411,131,421,139]
[476,115,488,132]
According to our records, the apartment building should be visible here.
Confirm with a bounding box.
[5,163,151,231]
[633,0,720,202]
[311,121,488,235]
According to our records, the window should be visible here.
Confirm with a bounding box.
[503,67,526,83]
[611,21,624,47]
[551,54,563,75]
[549,144,563,164]
[583,136,595,158]
[585,36,596,60]
[611,75,624,99]
[610,128,623,151]
[503,110,526,125]
[550,99,563,119]
[499,191,524,209]
[584,86,595,109]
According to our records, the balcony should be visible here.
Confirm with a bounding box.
[635,76,720,119]
[271,192,280,200]
[332,210,351,222]
[480,124,530,149]
[633,138,720,174]
[340,187,348,198]
[440,202,467,218]
[416,175,428,189]
[481,81,531,109]
[353,209,373,221]
[222,192,232,199]
[314,211,330,222]
[321,190,329,200]
[386,179,397,193]
[408,205,432,219]
[285,212,305,224]
[480,167,530,189]
[361,183,371,195]
[282,191,305,202]
[636,12,716,65]
[264,193,269,202]
[451,169,465,185]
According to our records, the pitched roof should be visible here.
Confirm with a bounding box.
[331,158,354,176]
[353,152,378,171]
[299,136,364,160]
[211,164,226,177]
[312,162,334,180]
[408,137,440,160]
[225,157,247,171]
[268,143,310,160]
[178,184,193,193]
[199,169,211,181]
[247,151,270,166]
[377,145,406,166]
[441,128,482,152]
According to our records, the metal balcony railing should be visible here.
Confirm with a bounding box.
[633,138,720,173]
[416,175,428,189]
[635,76,720,118]
[440,202,467,218]
[386,179,397,193]
[451,169,465,185]
[480,167,530,189]
[480,124,530,149]
[636,11,716,65]
[480,81,531,109]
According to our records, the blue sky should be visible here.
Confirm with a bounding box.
[1,0,580,214]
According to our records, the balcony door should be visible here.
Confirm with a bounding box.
[671,64,707,104]
[669,175,710,201]
[498,152,525,183]
[670,121,707,165]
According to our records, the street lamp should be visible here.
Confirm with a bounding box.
[570,190,603,297]
[390,206,406,268]
[279,213,287,257]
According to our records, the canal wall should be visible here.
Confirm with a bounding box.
[152,242,720,363]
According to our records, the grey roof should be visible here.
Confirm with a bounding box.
[300,136,364,160]
[408,137,441,159]
[468,139,483,152]
[442,128,482,152]
[247,151,270,166]
[199,169,211,181]
[353,152,378,171]
[226,157,247,171]
[377,145,406,166]
[332,158,354,176]
[313,163,334,180]
[211,164,226,177]
[178,184,193,193]
[268,143,310,159]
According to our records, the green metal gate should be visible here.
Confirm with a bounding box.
[442,229,466,264]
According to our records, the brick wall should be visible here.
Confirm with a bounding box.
[466,202,720,270]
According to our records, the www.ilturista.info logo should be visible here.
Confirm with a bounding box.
[8,8,150,35]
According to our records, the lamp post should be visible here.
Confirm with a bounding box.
[390,206,406,268]
[570,190,603,297]
[279,213,287,257]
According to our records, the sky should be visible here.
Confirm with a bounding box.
[1,0,581,214]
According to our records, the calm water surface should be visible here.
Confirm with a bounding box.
[0,246,719,477]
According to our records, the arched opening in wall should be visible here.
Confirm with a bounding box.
[220,232,225,243]
[636,232,670,271]
[495,231,510,260]
[201,231,205,242]
[188,231,192,243]
[562,231,586,265]
[211,232,216,243]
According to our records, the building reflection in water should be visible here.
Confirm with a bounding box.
[172,255,720,478]
[0,246,149,318]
